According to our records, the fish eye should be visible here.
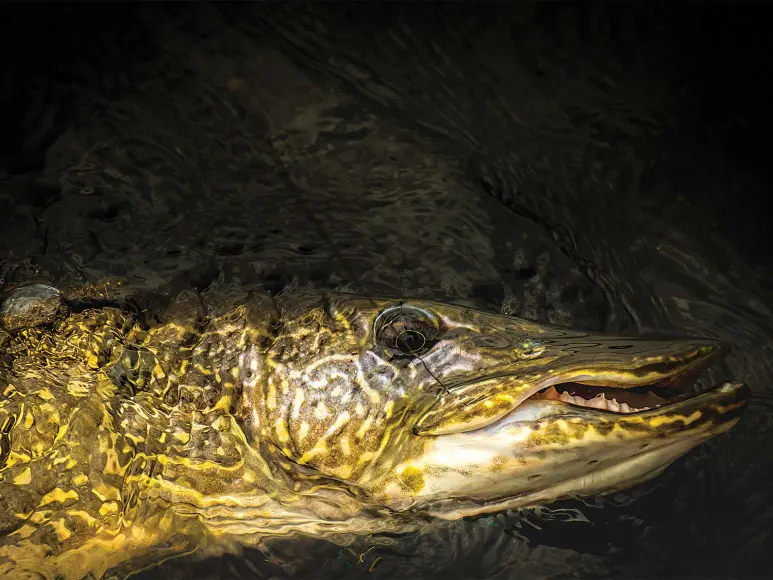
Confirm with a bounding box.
[374,305,441,358]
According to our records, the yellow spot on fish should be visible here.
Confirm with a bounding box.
[86,352,99,368]
[99,502,119,515]
[334,311,352,330]
[214,393,232,412]
[40,488,79,507]
[298,444,327,464]
[29,511,51,525]
[325,412,350,438]
[333,464,353,479]
[153,363,166,379]
[291,388,305,420]
[397,466,425,494]
[173,431,191,444]
[72,474,89,486]
[50,518,72,542]
[10,524,36,538]
[36,388,55,402]
[13,468,31,486]
[212,416,230,431]
[356,415,373,439]
[384,400,394,419]
[298,421,310,443]
[67,510,98,526]
[92,481,120,502]
[266,379,277,410]
[339,436,351,456]
[194,363,212,376]
[275,418,290,444]
[22,412,34,429]
[125,433,146,446]
[54,424,68,443]
[5,450,29,468]
[648,411,703,428]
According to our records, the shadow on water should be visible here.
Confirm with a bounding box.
[1,3,772,579]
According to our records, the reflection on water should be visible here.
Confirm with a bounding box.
[1,4,771,579]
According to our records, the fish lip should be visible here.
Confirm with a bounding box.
[522,342,731,414]
[479,379,749,435]
[419,382,749,520]
[628,379,749,418]
[415,339,731,436]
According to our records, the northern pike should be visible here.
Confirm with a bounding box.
[0,284,749,579]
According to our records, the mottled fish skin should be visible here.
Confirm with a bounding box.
[0,286,748,579]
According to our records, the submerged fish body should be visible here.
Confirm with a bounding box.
[0,285,749,578]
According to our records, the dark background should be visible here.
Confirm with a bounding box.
[1,3,771,579]
[2,4,771,260]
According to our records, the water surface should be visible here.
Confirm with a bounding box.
[1,4,771,579]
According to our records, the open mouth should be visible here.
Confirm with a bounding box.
[415,338,737,436]
[527,382,691,414]
[507,337,733,416]
[523,347,725,415]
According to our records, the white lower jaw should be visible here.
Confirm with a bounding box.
[469,398,643,436]
[382,383,743,516]
[471,400,575,434]
[425,433,712,520]
[383,419,727,518]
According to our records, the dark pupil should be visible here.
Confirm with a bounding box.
[395,329,426,354]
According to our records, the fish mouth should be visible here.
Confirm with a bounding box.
[511,340,738,419]
[522,353,721,416]
[415,338,748,435]
[528,382,695,414]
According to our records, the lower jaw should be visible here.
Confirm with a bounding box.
[426,433,713,520]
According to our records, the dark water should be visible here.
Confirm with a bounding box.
[1,3,771,579]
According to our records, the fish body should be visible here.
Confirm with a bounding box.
[0,285,748,578]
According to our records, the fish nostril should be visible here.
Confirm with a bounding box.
[513,339,546,360]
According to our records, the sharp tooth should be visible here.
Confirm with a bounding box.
[560,391,573,403]
[544,386,560,399]
[607,398,620,412]
[588,396,606,409]
[620,402,631,413]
